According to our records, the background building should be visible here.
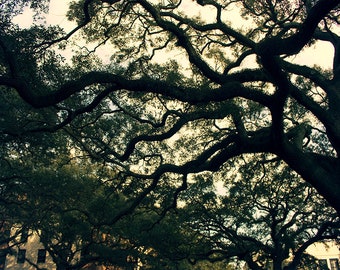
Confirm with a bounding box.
[306,241,340,270]
[3,226,55,270]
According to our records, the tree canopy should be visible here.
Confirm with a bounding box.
[176,155,339,269]
[1,0,340,268]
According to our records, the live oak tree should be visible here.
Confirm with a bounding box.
[0,0,340,267]
[1,0,339,214]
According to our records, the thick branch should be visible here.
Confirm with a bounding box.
[258,0,340,56]
[0,72,272,108]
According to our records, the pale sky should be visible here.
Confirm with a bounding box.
[12,0,334,69]
[13,0,73,30]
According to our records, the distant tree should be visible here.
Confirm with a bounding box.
[8,163,146,270]
[0,81,72,265]
[117,202,236,269]
[177,155,339,270]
